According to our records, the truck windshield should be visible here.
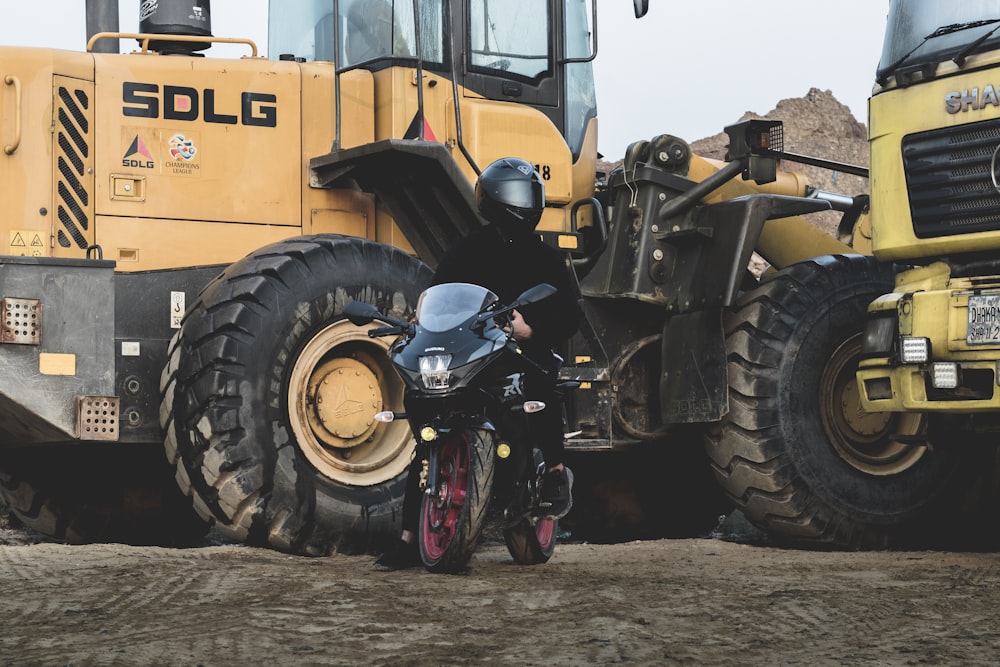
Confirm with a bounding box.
[268,0,445,68]
[878,0,1000,83]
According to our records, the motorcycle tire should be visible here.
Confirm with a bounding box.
[419,428,495,573]
[503,516,557,565]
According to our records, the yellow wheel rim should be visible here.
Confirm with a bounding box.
[288,319,412,486]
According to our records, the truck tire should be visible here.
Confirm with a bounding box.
[161,235,431,556]
[706,254,992,549]
[0,444,207,546]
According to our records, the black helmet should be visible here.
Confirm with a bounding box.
[475,157,545,240]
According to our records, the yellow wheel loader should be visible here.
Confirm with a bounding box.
[0,0,950,553]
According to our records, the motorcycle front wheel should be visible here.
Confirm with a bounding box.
[503,516,557,565]
[419,428,495,573]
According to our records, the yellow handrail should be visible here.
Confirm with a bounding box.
[86,32,259,57]
[3,75,21,156]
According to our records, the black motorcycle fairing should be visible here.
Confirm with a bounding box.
[391,284,514,393]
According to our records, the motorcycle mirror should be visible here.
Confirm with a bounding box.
[476,283,558,328]
[343,301,381,326]
[512,283,557,308]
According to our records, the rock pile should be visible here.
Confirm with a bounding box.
[599,87,869,237]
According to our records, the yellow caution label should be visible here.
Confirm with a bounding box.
[9,229,45,256]
[39,353,76,376]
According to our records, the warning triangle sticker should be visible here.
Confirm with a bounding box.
[124,135,154,160]
[403,113,438,142]
[11,233,25,247]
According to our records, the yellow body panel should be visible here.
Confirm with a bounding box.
[0,48,95,258]
[95,55,303,227]
[369,69,575,206]
[870,51,1000,260]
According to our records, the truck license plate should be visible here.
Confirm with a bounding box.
[967,294,1000,344]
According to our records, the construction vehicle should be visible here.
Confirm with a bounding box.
[844,2,1000,545]
[0,0,964,553]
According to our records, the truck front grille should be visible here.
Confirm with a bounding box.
[902,118,1000,238]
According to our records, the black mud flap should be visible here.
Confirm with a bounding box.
[660,310,727,424]
[658,194,831,425]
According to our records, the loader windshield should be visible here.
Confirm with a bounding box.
[268,0,445,68]
[878,0,1000,83]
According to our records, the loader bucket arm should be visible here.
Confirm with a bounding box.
[310,140,482,268]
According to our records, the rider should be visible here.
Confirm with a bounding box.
[374,157,583,570]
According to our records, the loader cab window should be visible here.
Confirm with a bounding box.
[268,0,335,62]
[339,0,446,70]
[564,0,597,158]
[878,0,1000,83]
[468,0,552,82]
[267,0,445,69]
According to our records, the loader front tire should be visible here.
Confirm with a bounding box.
[706,255,993,549]
[161,235,431,555]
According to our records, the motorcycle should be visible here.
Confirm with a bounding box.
[344,281,568,573]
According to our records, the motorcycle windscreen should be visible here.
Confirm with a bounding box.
[416,283,498,332]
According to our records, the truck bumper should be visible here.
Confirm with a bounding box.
[857,266,1000,413]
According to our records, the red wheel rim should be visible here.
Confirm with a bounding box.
[534,517,556,550]
[420,434,469,562]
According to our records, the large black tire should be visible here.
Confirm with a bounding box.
[706,254,995,549]
[160,235,432,556]
[419,428,495,573]
[0,444,207,546]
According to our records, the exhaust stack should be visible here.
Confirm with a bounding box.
[86,0,120,53]
[139,0,213,54]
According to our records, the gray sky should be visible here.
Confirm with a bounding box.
[0,1,888,158]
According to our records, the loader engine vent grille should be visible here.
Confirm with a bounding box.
[1,298,41,345]
[55,86,91,250]
[76,396,119,441]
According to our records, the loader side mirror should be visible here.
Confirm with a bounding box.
[634,0,649,18]
[343,301,381,326]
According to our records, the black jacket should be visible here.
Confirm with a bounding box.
[431,227,582,357]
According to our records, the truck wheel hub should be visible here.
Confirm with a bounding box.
[820,335,926,476]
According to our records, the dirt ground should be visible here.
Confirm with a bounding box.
[2,519,1000,667]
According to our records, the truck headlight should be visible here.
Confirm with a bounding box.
[862,315,896,357]
[419,354,452,390]
[930,363,959,389]
[900,337,930,364]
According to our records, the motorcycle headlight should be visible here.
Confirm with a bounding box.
[419,354,452,390]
